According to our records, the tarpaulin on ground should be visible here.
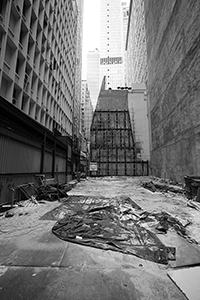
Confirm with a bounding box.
[51,196,177,264]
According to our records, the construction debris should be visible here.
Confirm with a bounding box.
[184,175,200,199]
[48,195,197,264]
[142,181,185,194]
[5,211,14,218]
[168,266,200,300]
[16,181,72,203]
[17,183,38,200]
[36,184,69,201]
[187,200,200,211]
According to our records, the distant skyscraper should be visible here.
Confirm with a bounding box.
[86,49,100,109]
[126,0,147,85]
[99,0,125,89]
[122,2,129,87]
[81,80,93,142]
[74,0,84,139]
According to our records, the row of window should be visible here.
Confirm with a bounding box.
[100,56,123,65]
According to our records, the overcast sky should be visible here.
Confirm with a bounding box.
[82,0,100,79]
[81,0,130,79]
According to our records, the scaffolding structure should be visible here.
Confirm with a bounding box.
[90,109,148,176]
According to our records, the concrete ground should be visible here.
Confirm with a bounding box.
[0,176,200,300]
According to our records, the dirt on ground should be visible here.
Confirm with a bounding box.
[68,176,200,244]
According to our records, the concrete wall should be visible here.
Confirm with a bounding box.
[144,0,200,182]
[128,84,150,161]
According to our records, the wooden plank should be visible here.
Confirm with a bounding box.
[168,266,200,300]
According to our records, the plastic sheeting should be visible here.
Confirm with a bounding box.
[52,196,177,264]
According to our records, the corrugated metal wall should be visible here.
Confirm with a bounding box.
[0,129,41,174]
[0,96,73,205]
[0,127,71,205]
[0,134,42,204]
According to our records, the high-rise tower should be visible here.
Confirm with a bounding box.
[0,0,83,203]
[99,0,125,89]
[86,49,100,109]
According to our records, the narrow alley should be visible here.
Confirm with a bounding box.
[0,176,200,300]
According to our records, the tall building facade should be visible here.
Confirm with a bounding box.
[126,0,147,85]
[0,0,82,204]
[86,49,100,109]
[121,2,129,87]
[73,0,84,171]
[144,0,200,182]
[128,84,150,161]
[81,80,93,142]
[99,0,126,89]
[0,0,78,135]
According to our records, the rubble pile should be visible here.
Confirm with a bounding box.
[184,175,200,200]
[36,183,70,201]
[142,181,185,194]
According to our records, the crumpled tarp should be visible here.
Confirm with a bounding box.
[52,196,177,264]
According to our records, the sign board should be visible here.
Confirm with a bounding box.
[90,162,98,171]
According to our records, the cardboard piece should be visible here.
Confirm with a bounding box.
[168,266,200,300]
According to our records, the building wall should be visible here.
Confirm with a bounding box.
[122,2,129,87]
[126,0,147,86]
[90,88,149,176]
[144,0,200,181]
[0,0,78,137]
[128,84,150,161]
[74,0,84,140]
[0,0,82,202]
[86,49,100,109]
[0,96,72,205]
[100,0,125,89]
[81,80,93,142]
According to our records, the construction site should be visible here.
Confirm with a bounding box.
[1,0,200,299]
[90,80,149,177]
